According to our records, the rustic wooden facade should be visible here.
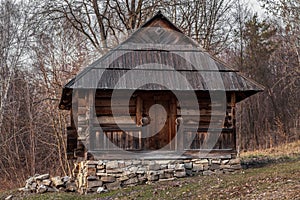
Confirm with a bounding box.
[59,12,263,161]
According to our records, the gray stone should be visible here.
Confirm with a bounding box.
[195,159,209,164]
[106,161,119,169]
[230,164,242,170]
[96,169,106,173]
[5,195,13,200]
[159,170,166,179]
[193,164,204,171]
[211,159,221,164]
[31,182,37,189]
[168,164,176,169]
[62,176,71,183]
[221,159,230,165]
[184,162,193,169]
[210,164,221,170]
[118,161,125,168]
[18,187,31,192]
[87,176,98,180]
[203,170,214,176]
[124,161,132,166]
[47,186,59,192]
[96,187,107,193]
[106,169,123,174]
[174,171,186,178]
[123,177,139,185]
[66,181,77,192]
[87,180,103,188]
[35,174,50,180]
[148,174,159,181]
[175,163,185,171]
[118,175,129,182]
[132,160,142,165]
[37,185,47,194]
[105,181,121,190]
[51,176,64,187]
[160,164,168,169]
[220,165,231,169]
[156,160,173,165]
[148,163,161,171]
[129,166,138,173]
[25,177,34,185]
[87,160,100,165]
[42,179,51,186]
[97,165,105,170]
[229,158,240,165]
[96,172,107,176]
[203,164,209,171]
[101,176,116,183]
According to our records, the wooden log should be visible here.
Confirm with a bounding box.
[94,116,136,125]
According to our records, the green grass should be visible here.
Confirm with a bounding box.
[2,160,299,200]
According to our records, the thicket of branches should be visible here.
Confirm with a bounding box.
[0,0,298,189]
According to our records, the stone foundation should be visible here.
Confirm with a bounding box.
[73,158,242,194]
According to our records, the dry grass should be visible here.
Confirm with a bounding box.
[241,140,300,159]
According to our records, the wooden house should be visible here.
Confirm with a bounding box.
[59,12,263,162]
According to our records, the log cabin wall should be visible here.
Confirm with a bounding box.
[67,89,237,159]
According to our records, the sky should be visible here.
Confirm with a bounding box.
[242,0,266,17]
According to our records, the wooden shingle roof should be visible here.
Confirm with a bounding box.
[59,12,263,109]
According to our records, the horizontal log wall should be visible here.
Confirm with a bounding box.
[68,90,237,159]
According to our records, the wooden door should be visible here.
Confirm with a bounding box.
[141,93,176,150]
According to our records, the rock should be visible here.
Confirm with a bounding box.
[47,186,59,192]
[42,179,51,186]
[210,164,221,170]
[229,158,240,165]
[174,171,186,178]
[129,166,138,172]
[86,160,99,165]
[123,177,139,185]
[66,181,77,192]
[101,176,116,183]
[106,169,123,174]
[105,181,121,190]
[87,180,103,188]
[106,161,119,169]
[18,187,31,192]
[87,167,96,176]
[31,182,37,189]
[5,195,13,200]
[195,159,209,164]
[184,162,193,169]
[97,187,107,193]
[147,171,159,181]
[230,164,242,170]
[133,160,142,165]
[35,174,50,180]
[118,175,129,182]
[51,176,64,187]
[193,164,204,171]
[168,164,176,169]
[175,164,185,171]
[62,176,70,183]
[211,159,221,164]
[148,163,161,171]
[203,170,214,176]
[221,159,230,165]
[87,176,98,181]
[25,177,35,185]
[37,185,47,193]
